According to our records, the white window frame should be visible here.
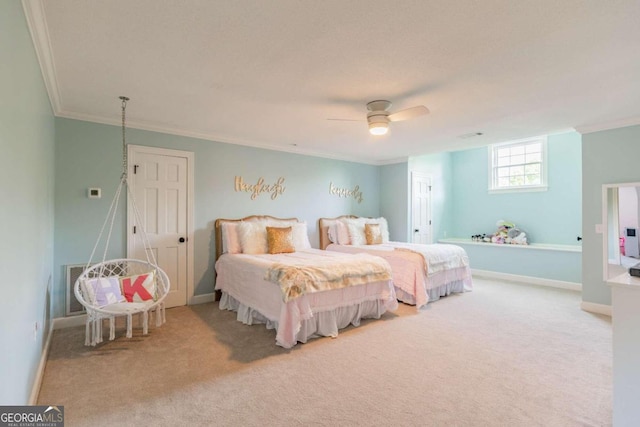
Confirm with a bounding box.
[488,136,548,194]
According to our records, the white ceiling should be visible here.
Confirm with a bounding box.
[24,0,640,164]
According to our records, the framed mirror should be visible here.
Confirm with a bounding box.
[602,182,640,280]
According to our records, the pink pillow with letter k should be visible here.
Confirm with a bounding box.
[121,271,157,302]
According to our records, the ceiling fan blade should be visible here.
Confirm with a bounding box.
[388,105,429,122]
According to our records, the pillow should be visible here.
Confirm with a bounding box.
[121,271,157,302]
[345,219,367,246]
[221,222,242,254]
[336,220,351,245]
[291,222,311,250]
[237,221,268,254]
[374,217,390,242]
[82,276,125,307]
[365,223,383,245]
[327,224,338,243]
[266,226,296,254]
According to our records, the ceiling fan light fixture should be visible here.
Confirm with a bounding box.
[368,113,389,135]
[369,122,388,135]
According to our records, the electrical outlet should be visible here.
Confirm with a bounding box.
[595,224,603,234]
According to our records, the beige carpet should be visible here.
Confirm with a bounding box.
[38,278,612,426]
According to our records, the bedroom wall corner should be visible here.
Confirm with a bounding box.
[379,161,409,241]
[408,151,454,241]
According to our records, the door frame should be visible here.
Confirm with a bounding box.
[410,171,433,244]
[126,144,195,305]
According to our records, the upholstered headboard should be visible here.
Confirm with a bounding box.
[214,215,299,261]
[318,215,358,250]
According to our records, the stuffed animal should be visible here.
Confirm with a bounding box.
[489,220,528,245]
[507,227,528,245]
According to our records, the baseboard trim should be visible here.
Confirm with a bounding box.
[471,269,582,291]
[580,301,612,317]
[53,314,86,330]
[189,293,215,305]
[29,324,53,405]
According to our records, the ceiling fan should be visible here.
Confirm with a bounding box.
[329,100,430,135]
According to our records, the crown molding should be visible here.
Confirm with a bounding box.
[56,110,384,166]
[575,116,640,135]
[22,0,61,114]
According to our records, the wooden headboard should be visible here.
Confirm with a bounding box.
[318,215,358,250]
[214,215,299,261]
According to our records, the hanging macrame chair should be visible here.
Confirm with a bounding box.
[74,96,170,346]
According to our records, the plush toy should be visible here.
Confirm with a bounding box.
[489,220,528,245]
[507,227,528,245]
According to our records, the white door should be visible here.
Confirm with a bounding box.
[128,145,193,308]
[411,172,432,244]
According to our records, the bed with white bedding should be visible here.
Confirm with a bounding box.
[214,216,397,348]
[319,216,472,309]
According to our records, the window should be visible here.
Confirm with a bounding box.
[489,136,547,192]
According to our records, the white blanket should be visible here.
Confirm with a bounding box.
[388,242,469,276]
[265,252,391,302]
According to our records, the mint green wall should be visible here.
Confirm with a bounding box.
[0,2,55,404]
[451,132,582,245]
[582,124,640,306]
[380,162,409,241]
[408,151,454,241]
[53,118,380,318]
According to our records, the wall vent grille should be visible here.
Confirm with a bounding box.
[65,264,87,316]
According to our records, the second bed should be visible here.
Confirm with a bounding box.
[319,216,472,309]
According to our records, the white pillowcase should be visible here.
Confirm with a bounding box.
[335,220,351,245]
[291,222,311,250]
[341,218,365,245]
[221,222,242,254]
[376,217,390,243]
[237,221,269,254]
[341,217,390,245]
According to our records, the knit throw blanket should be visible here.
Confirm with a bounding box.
[265,254,391,302]
[393,243,469,276]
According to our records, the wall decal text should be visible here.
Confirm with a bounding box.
[329,182,363,204]
[235,176,286,200]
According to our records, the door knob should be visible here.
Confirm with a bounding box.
[414,229,419,232]
[179,237,186,243]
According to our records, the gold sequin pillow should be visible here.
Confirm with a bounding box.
[266,226,295,254]
[365,223,382,245]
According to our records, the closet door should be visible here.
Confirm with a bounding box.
[128,145,193,308]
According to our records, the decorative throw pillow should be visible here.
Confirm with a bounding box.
[374,217,390,242]
[327,224,338,243]
[365,223,383,245]
[237,221,268,254]
[221,222,242,254]
[120,271,157,302]
[344,218,367,245]
[291,222,311,250]
[266,226,295,254]
[82,276,125,307]
[336,220,352,245]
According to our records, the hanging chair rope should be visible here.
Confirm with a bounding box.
[77,96,170,346]
[85,96,158,271]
